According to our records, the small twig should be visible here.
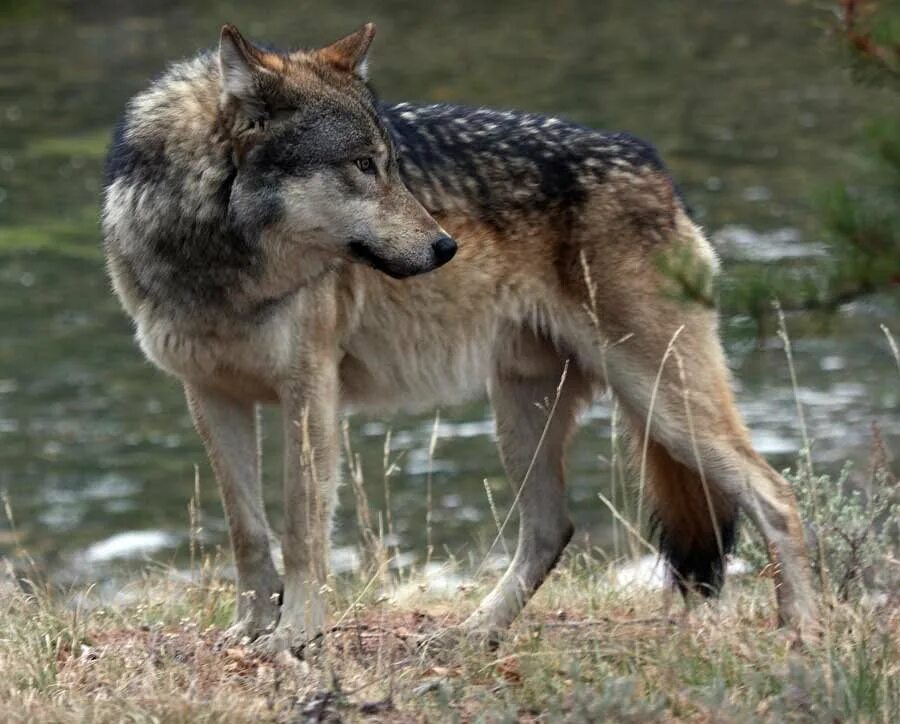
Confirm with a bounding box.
[425,411,440,568]
[483,478,511,560]
[474,360,570,578]
[881,324,900,377]
[637,325,685,527]
[536,616,677,629]
[596,489,659,558]
[775,302,814,477]
[330,557,393,631]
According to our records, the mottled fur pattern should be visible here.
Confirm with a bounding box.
[102,23,819,653]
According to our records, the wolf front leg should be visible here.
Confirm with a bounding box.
[256,362,341,656]
[185,384,282,640]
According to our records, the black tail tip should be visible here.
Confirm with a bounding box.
[655,515,738,598]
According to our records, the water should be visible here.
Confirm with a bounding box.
[1,0,898,583]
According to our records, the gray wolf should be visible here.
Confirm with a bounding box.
[102,23,818,654]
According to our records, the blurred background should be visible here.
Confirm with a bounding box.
[0,0,897,589]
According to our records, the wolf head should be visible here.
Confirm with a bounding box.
[218,24,456,279]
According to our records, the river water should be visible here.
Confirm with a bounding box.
[0,0,897,585]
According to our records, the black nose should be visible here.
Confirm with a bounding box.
[431,235,457,265]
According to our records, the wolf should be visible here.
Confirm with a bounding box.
[102,23,819,654]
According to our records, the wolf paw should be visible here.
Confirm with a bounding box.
[417,624,501,661]
[222,590,282,646]
[776,595,822,648]
[250,625,323,659]
[223,614,279,647]
[785,610,823,649]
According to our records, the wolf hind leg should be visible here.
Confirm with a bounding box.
[185,384,282,639]
[461,330,592,641]
[603,309,818,634]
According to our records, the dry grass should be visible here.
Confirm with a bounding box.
[1,549,898,723]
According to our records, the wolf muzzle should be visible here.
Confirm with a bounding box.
[348,235,457,278]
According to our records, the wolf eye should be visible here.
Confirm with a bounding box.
[354,157,376,175]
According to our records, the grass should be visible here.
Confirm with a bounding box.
[0,537,898,723]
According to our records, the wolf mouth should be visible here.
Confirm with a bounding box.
[347,239,419,279]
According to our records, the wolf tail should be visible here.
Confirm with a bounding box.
[626,418,738,596]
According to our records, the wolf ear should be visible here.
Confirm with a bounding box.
[219,25,265,106]
[315,23,376,79]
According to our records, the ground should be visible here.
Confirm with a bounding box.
[1,550,898,723]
